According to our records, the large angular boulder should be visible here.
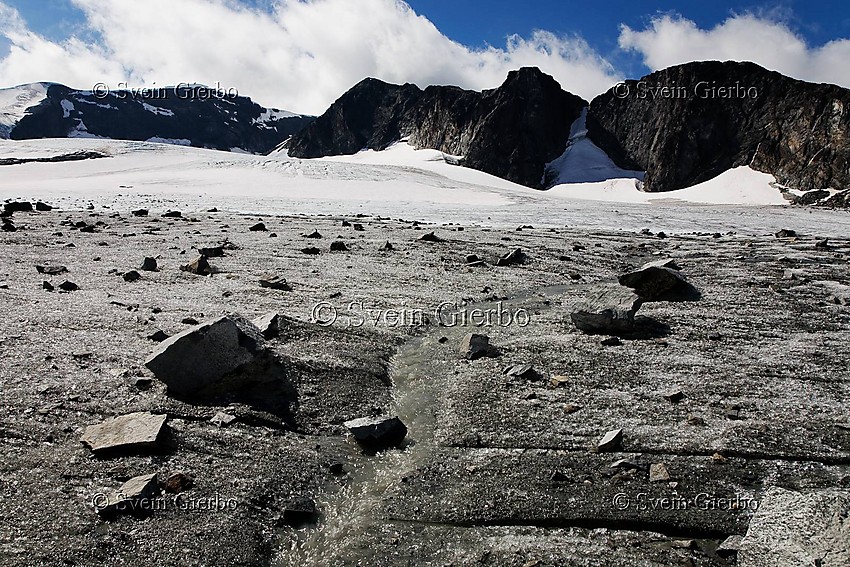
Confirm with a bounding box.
[344,416,407,452]
[80,412,167,455]
[619,259,688,300]
[144,314,265,396]
[571,286,643,334]
[739,487,850,567]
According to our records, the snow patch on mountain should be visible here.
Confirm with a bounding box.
[141,103,175,117]
[545,108,644,185]
[254,108,301,128]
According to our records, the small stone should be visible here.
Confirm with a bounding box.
[280,496,320,526]
[42,281,54,292]
[564,403,583,414]
[711,452,728,464]
[162,472,194,494]
[670,540,695,550]
[601,336,622,346]
[249,222,267,232]
[381,241,394,251]
[123,270,141,282]
[147,330,169,343]
[181,255,212,275]
[664,389,685,403]
[181,317,199,325]
[775,229,797,238]
[344,416,407,452]
[649,463,671,482]
[80,412,167,455]
[134,377,153,390]
[162,210,182,218]
[716,535,743,559]
[330,241,348,251]
[211,412,237,427]
[815,239,829,249]
[687,414,706,426]
[725,404,744,420]
[597,429,623,452]
[1,219,16,232]
[496,248,527,266]
[341,220,352,227]
[259,275,292,291]
[252,312,282,338]
[36,265,68,275]
[459,333,490,360]
[437,337,449,344]
[465,254,482,264]
[131,209,149,217]
[198,245,225,257]
[301,247,321,255]
[549,375,570,388]
[304,230,322,239]
[58,280,79,292]
[95,473,160,517]
[140,257,158,271]
[418,231,441,242]
[353,223,365,231]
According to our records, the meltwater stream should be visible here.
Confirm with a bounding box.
[276,286,570,566]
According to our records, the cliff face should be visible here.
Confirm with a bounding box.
[8,83,313,154]
[587,61,850,200]
[287,68,587,188]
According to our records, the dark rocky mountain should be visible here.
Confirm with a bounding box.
[587,61,850,204]
[287,67,587,188]
[3,83,313,154]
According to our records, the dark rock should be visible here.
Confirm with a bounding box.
[664,389,685,403]
[280,496,320,526]
[301,247,321,255]
[465,254,482,264]
[131,209,149,217]
[259,275,292,291]
[198,245,225,257]
[353,223,365,231]
[496,248,526,266]
[181,317,199,325]
[35,201,53,211]
[341,220,352,227]
[600,336,622,347]
[36,265,68,275]
[94,473,160,517]
[459,333,490,360]
[180,255,212,276]
[123,270,141,282]
[211,412,237,427]
[2,201,33,216]
[587,61,850,197]
[571,286,643,334]
[162,211,182,218]
[775,229,798,238]
[288,67,586,188]
[144,314,265,396]
[162,472,194,494]
[597,429,623,452]
[134,377,153,390]
[42,281,54,292]
[304,230,322,239]
[815,239,830,249]
[2,219,17,232]
[725,404,744,420]
[418,231,441,242]
[716,535,743,559]
[80,412,167,455]
[249,222,267,232]
[330,241,348,252]
[343,416,407,452]
[140,257,158,271]
[381,241,394,251]
[147,330,169,343]
[503,363,540,381]
[618,259,688,301]
[58,280,78,292]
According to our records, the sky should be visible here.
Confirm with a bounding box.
[0,0,849,114]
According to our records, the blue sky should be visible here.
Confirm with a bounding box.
[1,0,849,113]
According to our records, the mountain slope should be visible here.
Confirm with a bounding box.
[287,67,587,188]
[2,83,313,154]
[587,61,850,204]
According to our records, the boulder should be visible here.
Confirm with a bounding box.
[418,231,441,242]
[2,201,33,216]
[94,473,160,517]
[2,219,17,232]
[739,487,850,567]
[123,270,141,282]
[131,209,149,217]
[304,230,322,239]
[597,428,623,452]
[140,257,158,271]
[249,222,267,232]
[144,314,265,396]
[58,280,79,292]
[343,416,407,452]
[198,245,225,257]
[330,241,348,252]
[618,259,688,300]
[80,412,167,455]
[460,333,491,360]
[181,255,212,275]
[301,247,321,255]
[496,248,527,266]
[35,201,53,211]
[162,210,182,218]
[252,312,282,338]
[571,286,643,334]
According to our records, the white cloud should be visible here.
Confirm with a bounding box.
[619,13,850,89]
[0,0,621,114]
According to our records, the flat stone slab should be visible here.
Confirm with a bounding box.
[570,285,643,334]
[144,314,265,396]
[95,473,160,516]
[80,412,167,455]
[619,259,689,301]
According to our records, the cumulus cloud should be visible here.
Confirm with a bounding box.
[619,13,850,89]
[0,0,621,114]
